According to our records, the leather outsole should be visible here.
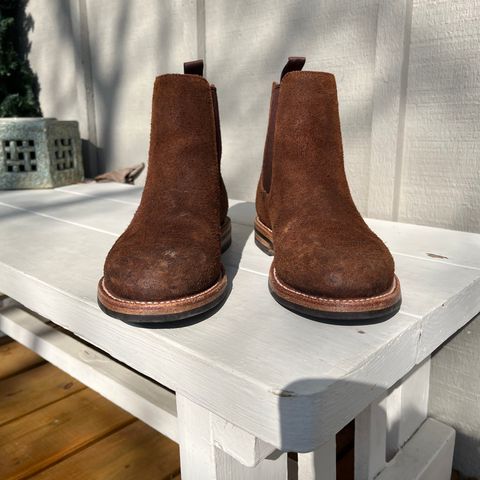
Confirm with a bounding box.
[254,216,402,321]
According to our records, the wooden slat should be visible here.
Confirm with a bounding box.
[32,421,180,480]
[0,363,85,426]
[0,389,133,480]
[0,341,44,380]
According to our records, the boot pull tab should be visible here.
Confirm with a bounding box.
[280,57,306,81]
[184,59,204,76]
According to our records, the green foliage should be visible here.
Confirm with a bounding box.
[0,0,41,117]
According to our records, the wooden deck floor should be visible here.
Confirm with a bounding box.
[0,338,180,480]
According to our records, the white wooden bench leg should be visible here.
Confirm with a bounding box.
[355,358,451,480]
[385,357,431,459]
[355,399,387,480]
[376,419,455,480]
[176,394,288,480]
[297,437,336,480]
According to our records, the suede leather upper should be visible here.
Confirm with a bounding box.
[103,74,227,301]
[256,71,395,299]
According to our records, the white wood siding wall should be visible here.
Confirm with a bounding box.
[26,0,480,233]
[24,0,480,476]
[399,0,480,232]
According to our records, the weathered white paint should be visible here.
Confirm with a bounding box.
[297,438,336,480]
[211,416,277,468]
[385,359,431,459]
[177,394,288,479]
[376,418,455,480]
[355,398,388,480]
[354,359,431,479]
[0,185,477,458]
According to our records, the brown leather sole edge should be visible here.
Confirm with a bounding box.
[97,267,228,324]
[254,216,402,321]
[97,218,232,324]
[254,216,275,256]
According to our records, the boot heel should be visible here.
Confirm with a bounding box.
[221,216,232,253]
[254,217,274,256]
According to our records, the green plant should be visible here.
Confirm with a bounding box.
[0,0,41,117]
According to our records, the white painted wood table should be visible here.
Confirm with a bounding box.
[1,183,479,479]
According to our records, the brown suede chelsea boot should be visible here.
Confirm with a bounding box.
[98,60,231,324]
[255,57,401,321]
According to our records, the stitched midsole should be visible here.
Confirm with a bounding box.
[270,266,400,306]
[98,268,227,310]
[255,228,273,246]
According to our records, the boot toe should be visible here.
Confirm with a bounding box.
[103,238,220,302]
[275,234,395,300]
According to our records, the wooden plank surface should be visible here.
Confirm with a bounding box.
[0,341,44,380]
[0,389,133,479]
[0,183,479,451]
[32,421,180,480]
[3,187,480,269]
[0,363,85,426]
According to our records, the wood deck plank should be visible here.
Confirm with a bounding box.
[0,389,133,480]
[32,421,180,480]
[0,363,85,426]
[0,341,44,381]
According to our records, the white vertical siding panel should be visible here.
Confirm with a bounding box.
[399,0,480,232]
[27,0,80,121]
[205,0,380,211]
[85,0,198,176]
[368,0,412,219]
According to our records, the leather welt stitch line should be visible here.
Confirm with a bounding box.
[272,268,398,304]
[255,217,272,235]
[100,275,224,306]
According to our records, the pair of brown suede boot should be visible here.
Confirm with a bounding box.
[97,58,401,325]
